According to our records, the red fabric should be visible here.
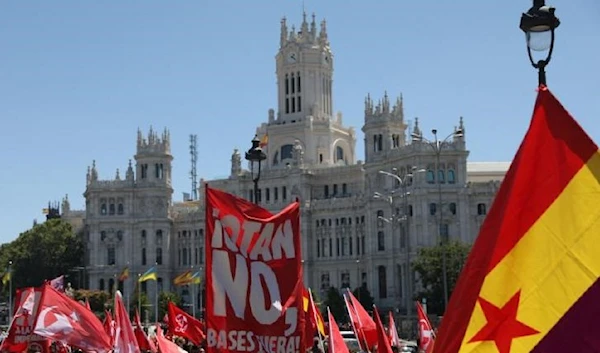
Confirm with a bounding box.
[155,325,183,353]
[372,307,393,353]
[387,311,400,347]
[33,284,112,353]
[416,302,435,353]
[114,291,141,353]
[327,308,349,353]
[84,298,91,311]
[205,186,305,353]
[167,302,206,345]
[103,309,115,344]
[134,309,157,353]
[0,287,50,353]
[345,290,377,350]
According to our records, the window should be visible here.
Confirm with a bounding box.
[118,280,124,293]
[100,231,106,241]
[157,278,163,292]
[429,203,437,215]
[426,169,435,184]
[274,187,279,201]
[283,186,287,200]
[183,248,188,266]
[342,183,347,195]
[285,74,289,95]
[378,266,387,299]
[107,246,116,266]
[377,231,385,251]
[141,281,147,293]
[99,279,105,291]
[333,184,338,196]
[155,163,164,179]
[449,202,457,215]
[447,169,456,184]
[440,224,450,241]
[195,248,198,264]
[373,134,383,152]
[117,203,124,215]
[266,188,270,202]
[285,99,290,114]
[199,247,204,264]
[156,230,163,245]
[141,164,148,179]
[108,279,115,293]
[156,248,163,265]
[100,202,107,215]
[297,96,302,112]
[141,230,147,245]
[376,210,384,228]
[349,237,353,255]
[477,203,487,215]
[142,248,147,266]
[297,72,301,92]
[336,146,344,162]
[324,185,329,198]
[280,144,294,160]
[438,169,446,183]
[408,205,414,217]
[109,203,115,215]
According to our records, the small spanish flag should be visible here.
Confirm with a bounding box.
[434,86,600,353]
[118,267,130,281]
[173,270,193,286]
[259,133,268,148]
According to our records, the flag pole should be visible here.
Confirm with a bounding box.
[8,260,13,323]
[155,263,159,322]
[137,273,142,321]
[192,282,196,318]
[125,264,130,314]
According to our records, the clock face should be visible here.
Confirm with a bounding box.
[287,52,297,63]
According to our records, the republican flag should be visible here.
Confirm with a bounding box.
[166,302,206,345]
[303,286,326,340]
[433,86,600,353]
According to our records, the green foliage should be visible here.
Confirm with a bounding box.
[159,291,181,319]
[0,219,84,293]
[412,240,471,315]
[73,289,111,314]
[352,284,374,311]
[323,287,347,323]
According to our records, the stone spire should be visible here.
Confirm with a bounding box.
[126,159,134,181]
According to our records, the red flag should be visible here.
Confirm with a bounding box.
[104,309,115,344]
[416,302,435,353]
[387,311,401,348]
[372,306,393,353]
[85,298,92,311]
[33,284,112,353]
[133,309,156,353]
[156,325,186,353]
[114,291,141,353]
[327,308,349,353]
[205,186,305,353]
[344,290,377,351]
[167,302,206,345]
[0,287,50,353]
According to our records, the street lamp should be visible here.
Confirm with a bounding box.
[519,0,560,86]
[245,135,267,204]
[375,167,424,317]
[411,128,463,314]
[355,259,361,302]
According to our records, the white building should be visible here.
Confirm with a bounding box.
[61,13,509,314]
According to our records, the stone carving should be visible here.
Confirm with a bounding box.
[292,140,304,167]
[138,196,167,217]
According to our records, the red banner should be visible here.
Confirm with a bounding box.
[205,186,305,353]
[2,287,50,352]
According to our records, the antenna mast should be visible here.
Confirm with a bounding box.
[189,134,198,200]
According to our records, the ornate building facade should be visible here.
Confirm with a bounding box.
[61,13,509,314]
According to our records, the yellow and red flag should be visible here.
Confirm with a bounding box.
[434,86,600,353]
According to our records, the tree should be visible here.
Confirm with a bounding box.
[159,291,181,319]
[412,240,471,315]
[323,287,346,323]
[73,289,111,315]
[352,284,374,310]
[0,219,83,292]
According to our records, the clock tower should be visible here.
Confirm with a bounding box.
[275,12,333,123]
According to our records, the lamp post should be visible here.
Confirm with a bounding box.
[245,135,267,204]
[355,259,361,303]
[411,128,463,313]
[519,0,560,86]
[375,167,423,316]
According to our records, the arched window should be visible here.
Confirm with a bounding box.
[141,230,147,245]
[376,210,384,228]
[109,203,115,215]
[449,202,457,215]
[108,278,115,293]
[378,266,387,299]
[101,202,107,215]
[477,203,487,215]
[156,230,163,245]
[156,248,163,265]
[280,144,294,160]
[141,248,147,265]
[447,169,456,184]
[117,203,124,215]
[377,231,385,251]
[336,146,344,162]
[426,169,435,184]
[429,203,437,215]
[438,169,446,183]
[99,279,105,291]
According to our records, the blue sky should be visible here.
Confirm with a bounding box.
[1,1,599,243]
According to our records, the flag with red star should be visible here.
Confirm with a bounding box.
[433,85,600,353]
